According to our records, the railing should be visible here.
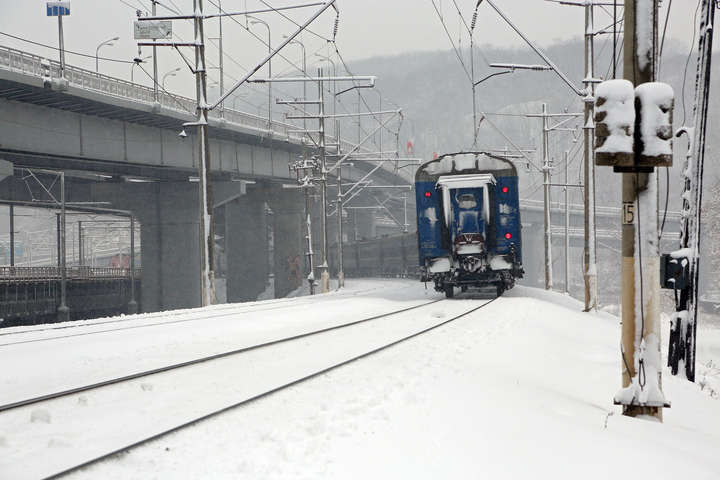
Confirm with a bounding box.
[0,266,141,281]
[0,45,302,141]
[0,44,409,181]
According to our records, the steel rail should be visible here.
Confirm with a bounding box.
[0,298,446,413]
[42,296,497,479]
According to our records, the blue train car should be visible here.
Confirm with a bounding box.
[415,152,524,298]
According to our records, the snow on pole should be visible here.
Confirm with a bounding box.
[668,0,715,382]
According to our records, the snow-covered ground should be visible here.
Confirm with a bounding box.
[1,280,719,479]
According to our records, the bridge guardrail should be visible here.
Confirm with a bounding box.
[0,45,300,140]
[0,266,141,281]
[0,45,413,185]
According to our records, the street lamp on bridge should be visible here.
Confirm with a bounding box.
[162,67,181,91]
[95,36,119,73]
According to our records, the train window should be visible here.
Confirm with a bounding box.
[457,194,477,209]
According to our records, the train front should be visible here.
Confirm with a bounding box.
[415,152,523,297]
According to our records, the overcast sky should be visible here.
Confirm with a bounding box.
[0,0,702,100]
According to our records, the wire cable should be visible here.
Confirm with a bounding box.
[429,0,473,82]
[681,0,703,127]
[658,0,673,72]
[255,0,332,42]
[0,31,134,64]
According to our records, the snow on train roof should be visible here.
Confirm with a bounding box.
[436,174,496,189]
[418,153,516,179]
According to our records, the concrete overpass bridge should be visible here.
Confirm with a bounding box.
[518,199,682,288]
[0,45,412,317]
[0,45,685,320]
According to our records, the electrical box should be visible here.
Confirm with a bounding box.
[595,79,635,168]
[635,82,674,168]
[595,80,674,172]
[660,253,689,290]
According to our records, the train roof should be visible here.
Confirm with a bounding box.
[415,152,518,183]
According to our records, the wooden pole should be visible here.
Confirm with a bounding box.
[620,0,664,420]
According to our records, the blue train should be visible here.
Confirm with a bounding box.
[415,152,524,298]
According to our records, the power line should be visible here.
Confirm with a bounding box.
[0,31,134,64]
[429,0,473,82]
[255,0,332,42]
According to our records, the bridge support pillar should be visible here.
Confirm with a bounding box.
[354,210,377,240]
[224,190,269,302]
[521,222,544,288]
[268,187,304,298]
[93,182,202,312]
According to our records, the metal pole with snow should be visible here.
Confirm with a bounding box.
[526,108,582,290]
[136,0,339,306]
[542,103,553,290]
[595,0,671,419]
[666,0,715,382]
[479,0,600,310]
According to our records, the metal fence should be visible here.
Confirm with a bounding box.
[0,45,302,139]
[0,266,141,281]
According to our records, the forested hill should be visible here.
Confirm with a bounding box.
[348,39,720,206]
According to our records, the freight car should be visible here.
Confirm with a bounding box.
[415,152,524,298]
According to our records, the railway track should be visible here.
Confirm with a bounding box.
[0,294,497,479]
[0,281,409,347]
[0,298,443,413]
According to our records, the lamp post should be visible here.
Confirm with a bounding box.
[96,36,119,73]
[162,67,181,90]
[217,0,224,118]
[131,55,152,83]
[315,53,337,140]
[250,18,272,134]
[287,36,307,134]
[315,53,341,287]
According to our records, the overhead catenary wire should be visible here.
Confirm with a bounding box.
[429,0,473,82]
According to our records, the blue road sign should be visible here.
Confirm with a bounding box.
[46,2,71,17]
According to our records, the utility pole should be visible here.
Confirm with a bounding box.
[622,0,661,419]
[250,17,272,165]
[137,0,338,307]
[217,0,224,119]
[57,12,66,78]
[194,0,215,306]
[667,0,715,382]
[337,167,344,288]
[564,150,570,294]
[527,106,582,290]
[78,220,83,266]
[9,205,14,267]
[583,0,598,312]
[58,172,69,322]
[481,0,599,310]
[595,0,668,419]
[151,0,159,104]
[129,216,138,314]
[403,192,409,233]
[542,103,553,290]
[318,67,330,293]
